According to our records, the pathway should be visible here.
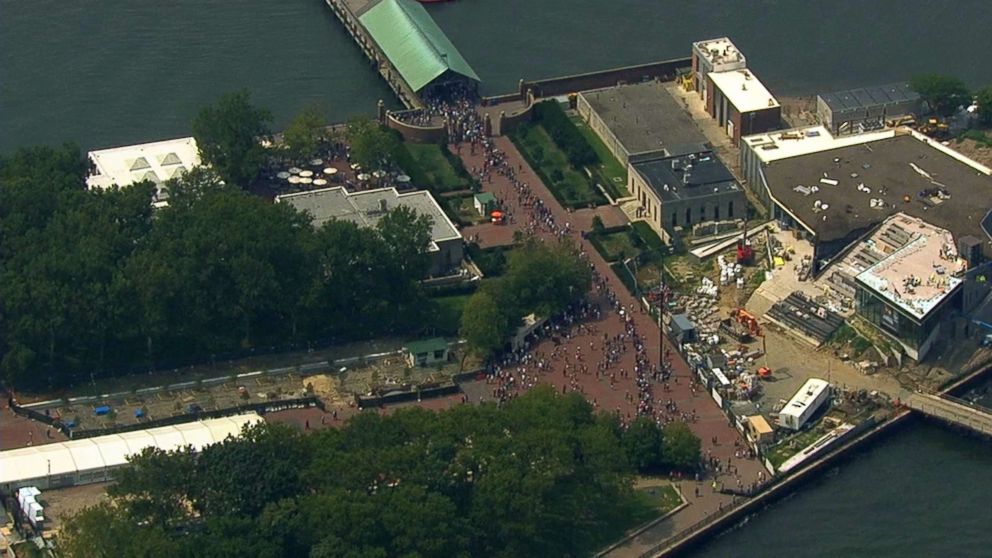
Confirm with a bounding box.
[454,136,765,556]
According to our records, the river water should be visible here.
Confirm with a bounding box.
[3,0,992,553]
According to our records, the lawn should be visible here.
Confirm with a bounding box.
[511,124,605,208]
[448,195,488,226]
[571,116,629,197]
[429,294,471,336]
[631,220,666,253]
[766,426,828,469]
[590,228,640,262]
[635,484,683,515]
[405,143,469,192]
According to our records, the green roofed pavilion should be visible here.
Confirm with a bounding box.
[358,0,480,93]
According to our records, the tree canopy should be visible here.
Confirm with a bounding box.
[192,90,272,187]
[345,118,401,170]
[283,103,327,163]
[61,387,697,557]
[909,74,970,117]
[460,238,592,357]
[0,147,435,390]
[975,86,992,126]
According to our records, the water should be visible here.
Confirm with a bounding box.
[690,422,992,558]
[3,1,992,553]
[4,0,992,153]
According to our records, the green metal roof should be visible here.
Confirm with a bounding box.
[359,0,480,92]
[474,192,496,204]
[404,337,448,354]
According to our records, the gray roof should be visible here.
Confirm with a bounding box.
[818,83,919,113]
[672,313,696,332]
[633,150,741,203]
[762,135,992,246]
[276,187,461,245]
[581,81,708,157]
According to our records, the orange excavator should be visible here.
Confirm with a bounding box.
[730,307,766,354]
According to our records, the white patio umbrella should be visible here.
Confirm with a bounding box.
[313,178,328,186]
[357,173,370,181]
[372,170,386,179]
[276,171,291,180]
[310,158,324,166]
[323,167,338,175]
[300,170,314,178]
[288,167,302,174]
[287,175,301,184]
[396,174,411,183]
[300,177,313,184]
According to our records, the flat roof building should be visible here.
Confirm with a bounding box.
[740,126,992,273]
[778,378,830,431]
[576,81,708,166]
[817,83,920,136]
[628,149,746,241]
[705,69,781,145]
[276,186,463,276]
[854,215,965,360]
[691,38,747,103]
[86,137,201,201]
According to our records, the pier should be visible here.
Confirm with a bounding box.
[906,392,992,437]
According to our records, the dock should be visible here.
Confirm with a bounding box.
[906,392,992,437]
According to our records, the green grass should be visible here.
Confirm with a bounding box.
[571,116,630,197]
[511,124,605,208]
[767,426,827,468]
[635,484,683,514]
[405,143,468,192]
[429,294,471,336]
[631,221,666,253]
[448,195,488,226]
[589,228,640,262]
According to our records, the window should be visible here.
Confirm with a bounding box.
[728,200,734,218]
[699,206,705,220]
[714,205,720,221]
[671,213,678,227]
[685,208,691,225]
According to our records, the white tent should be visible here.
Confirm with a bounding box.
[0,414,261,490]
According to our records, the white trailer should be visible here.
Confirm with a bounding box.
[778,378,830,430]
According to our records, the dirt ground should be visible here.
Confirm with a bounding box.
[36,483,109,534]
[778,95,819,129]
[949,137,992,167]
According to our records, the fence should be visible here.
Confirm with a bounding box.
[12,396,325,440]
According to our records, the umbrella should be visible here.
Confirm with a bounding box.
[310,158,324,166]
[323,167,338,175]
[276,171,291,180]
[357,173,370,181]
[396,174,411,183]
[288,176,301,184]
[350,163,361,170]
[313,178,328,186]
[300,170,314,178]
[288,167,302,174]
[300,177,313,184]
[491,210,504,218]
[372,170,386,179]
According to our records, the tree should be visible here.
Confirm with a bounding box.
[192,90,272,187]
[623,417,666,472]
[662,422,701,470]
[345,118,400,170]
[909,74,970,117]
[283,103,327,163]
[976,86,992,126]
[460,289,510,357]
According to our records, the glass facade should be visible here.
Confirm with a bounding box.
[855,283,958,354]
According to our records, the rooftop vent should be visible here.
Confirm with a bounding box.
[378,199,388,212]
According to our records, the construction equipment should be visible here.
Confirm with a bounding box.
[886,115,915,128]
[758,366,773,379]
[919,117,950,139]
[736,220,754,265]
[730,308,763,338]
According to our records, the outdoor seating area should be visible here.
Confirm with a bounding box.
[256,144,417,199]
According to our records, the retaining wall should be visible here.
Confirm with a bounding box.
[386,112,446,143]
[521,57,691,99]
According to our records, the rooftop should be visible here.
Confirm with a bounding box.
[632,150,741,203]
[581,81,708,157]
[761,133,992,245]
[692,37,746,67]
[276,186,461,248]
[708,70,780,113]
[86,137,200,192]
[818,82,919,114]
[782,378,830,414]
[358,0,480,92]
[744,125,897,164]
[856,216,964,319]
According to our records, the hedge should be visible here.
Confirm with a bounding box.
[533,101,599,168]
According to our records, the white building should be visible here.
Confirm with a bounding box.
[86,137,201,202]
[777,378,831,430]
[0,414,261,491]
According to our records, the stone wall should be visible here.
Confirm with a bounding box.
[385,112,446,143]
[520,57,691,99]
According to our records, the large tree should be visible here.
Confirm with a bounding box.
[345,118,400,170]
[909,74,970,117]
[63,387,674,557]
[192,90,272,187]
[460,289,511,358]
[283,103,327,163]
[975,86,992,127]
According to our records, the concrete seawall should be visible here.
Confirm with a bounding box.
[520,57,691,99]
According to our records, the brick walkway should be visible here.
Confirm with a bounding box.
[454,136,765,557]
